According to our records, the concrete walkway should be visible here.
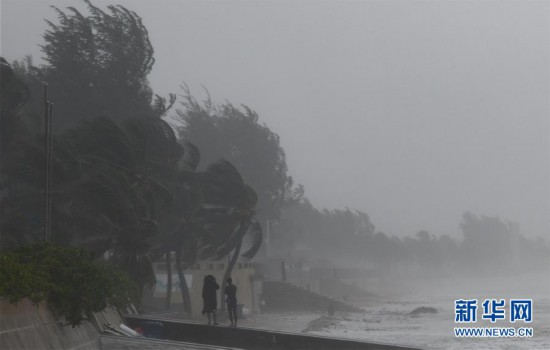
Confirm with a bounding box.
[100,334,242,350]
[125,315,423,350]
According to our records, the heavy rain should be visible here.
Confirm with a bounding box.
[1,1,549,349]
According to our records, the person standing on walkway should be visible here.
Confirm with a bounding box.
[225,277,238,327]
[202,275,219,325]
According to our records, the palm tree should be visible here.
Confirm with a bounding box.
[70,116,202,313]
[64,116,185,294]
[153,156,203,313]
[199,159,263,311]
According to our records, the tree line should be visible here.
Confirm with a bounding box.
[277,203,549,276]
[0,0,302,313]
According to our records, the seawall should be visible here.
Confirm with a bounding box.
[0,298,123,350]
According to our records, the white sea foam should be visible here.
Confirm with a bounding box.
[304,273,550,349]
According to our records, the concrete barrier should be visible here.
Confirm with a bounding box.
[99,334,242,350]
[0,298,127,350]
[0,298,421,350]
[0,298,99,350]
[125,315,422,350]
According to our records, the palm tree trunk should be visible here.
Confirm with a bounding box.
[165,250,172,310]
[175,248,192,314]
[220,237,242,313]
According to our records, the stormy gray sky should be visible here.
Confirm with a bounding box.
[2,0,549,239]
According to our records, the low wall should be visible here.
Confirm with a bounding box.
[125,315,422,350]
[99,335,239,350]
[0,298,123,350]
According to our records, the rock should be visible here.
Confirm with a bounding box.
[409,306,437,315]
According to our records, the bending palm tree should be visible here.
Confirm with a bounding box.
[199,159,263,312]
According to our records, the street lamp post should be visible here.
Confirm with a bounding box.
[43,83,54,242]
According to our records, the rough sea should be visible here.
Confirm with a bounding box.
[305,272,550,349]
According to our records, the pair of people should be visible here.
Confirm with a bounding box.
[202,275,238,327]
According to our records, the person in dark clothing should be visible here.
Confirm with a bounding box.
[202,275,219,325]
[225,277,238,327]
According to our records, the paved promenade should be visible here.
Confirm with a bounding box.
[125,315,422,350]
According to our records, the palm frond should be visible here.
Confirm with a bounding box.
[179,140,200,171]
[241,220,263,259]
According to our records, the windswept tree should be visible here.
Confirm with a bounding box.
[459,211,515,269]
[2,0,268,314]
[0,59,40,250]
[198,159,263,311]
[14,0,174,130]
[0,58,30,148]
[152,140,203,313]
[61,117,191,292]
[177,88,303,230]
